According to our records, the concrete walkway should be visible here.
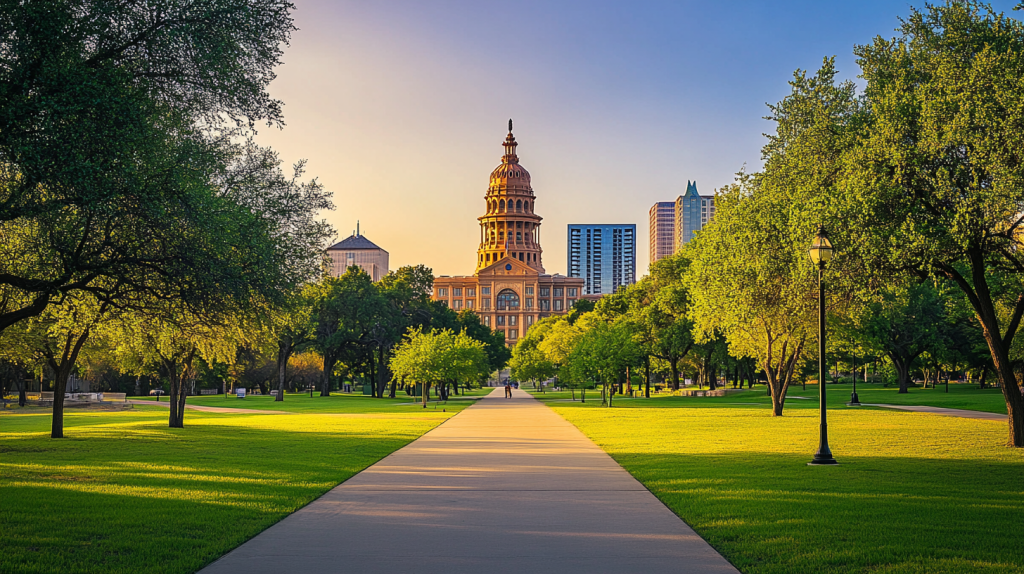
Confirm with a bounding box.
[865,403,1007,421]
[200,388,738,574]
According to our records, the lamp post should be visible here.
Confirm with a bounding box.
[851,351,860,405]
[809,226,838,466]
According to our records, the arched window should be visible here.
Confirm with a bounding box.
[499,199,505,211]
[496,289,520,311]
[516,199,522,211]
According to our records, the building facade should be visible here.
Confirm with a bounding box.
[326,231,389,281]
[648,201,676,265]
[432,121,585,345]
[674,180,715,248]
[568,224,636,295]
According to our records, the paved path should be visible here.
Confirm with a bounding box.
[127,400,288,415]
[865,403,1007,421]
[200,388,738,574]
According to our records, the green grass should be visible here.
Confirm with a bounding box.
[129,388,490,414]
[527,381,1009,414]
[542,395,1024,574]
[0,395,475,574]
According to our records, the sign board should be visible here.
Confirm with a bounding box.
[236,388,246,398]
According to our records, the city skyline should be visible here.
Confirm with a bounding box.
[252,1,1019,277]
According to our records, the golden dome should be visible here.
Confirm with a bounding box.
[489,119,532,189]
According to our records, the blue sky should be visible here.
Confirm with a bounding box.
[255,1,1021,276]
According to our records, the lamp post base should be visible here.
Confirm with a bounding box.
[808,455,838,466]
[850,391,860,405]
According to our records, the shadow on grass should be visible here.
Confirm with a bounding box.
[0,411,453,574]
[612,451,1024,574]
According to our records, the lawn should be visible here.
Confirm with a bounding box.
[130,387,490,414]
[0,395,474,574]
[528,381,1010,414]
[542,395,1024,574]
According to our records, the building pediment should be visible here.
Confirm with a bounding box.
[478,256,540,277]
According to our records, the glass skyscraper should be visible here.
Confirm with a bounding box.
[567,224,636,295]
[675,180,715,248]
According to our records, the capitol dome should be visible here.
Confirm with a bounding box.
[489,120,532,189]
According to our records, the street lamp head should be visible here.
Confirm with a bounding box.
[808,226,834,267]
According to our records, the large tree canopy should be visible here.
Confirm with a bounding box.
[0,1,326,333]
[850,1,1024,445]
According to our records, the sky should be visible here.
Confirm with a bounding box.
[254,0,1021,277]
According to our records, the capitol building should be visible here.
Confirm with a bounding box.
[432,121,585,344]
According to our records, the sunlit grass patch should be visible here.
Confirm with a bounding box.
[0,398,468,574]
[549,401,1024,574]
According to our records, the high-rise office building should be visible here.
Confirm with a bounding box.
[649,201,676,265]
[674,181,715,248]
[568,224,636,295]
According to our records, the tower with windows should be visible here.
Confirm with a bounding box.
[432,121,586,346]
[476,120,545,272]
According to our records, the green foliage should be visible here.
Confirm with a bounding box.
[389,328,489,392]
[0,0,331,333]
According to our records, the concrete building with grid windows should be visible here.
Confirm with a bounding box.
[567,224,636,295]
[649,201,676,265]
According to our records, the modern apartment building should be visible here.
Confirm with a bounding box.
[326,228,389,281]
[567,224,636,295]
[649,201,676,265]
[674,181,716,248]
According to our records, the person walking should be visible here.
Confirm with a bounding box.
[504,382,512,399]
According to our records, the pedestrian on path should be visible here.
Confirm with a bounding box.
[505,382,512,398]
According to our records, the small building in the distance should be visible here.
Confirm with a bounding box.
[326,229,389,281]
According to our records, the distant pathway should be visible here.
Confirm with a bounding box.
[199,388,739,574]
[127,400,288,415]
[865,403,1007,421]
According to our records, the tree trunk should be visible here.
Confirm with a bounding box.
[644,355,651,398]
[943,251,1024,446]
[276,340,293,402]
[979,365,988,389]
[376,345,389,398]
[708,362,718,391]
[47,329,92,438]
[890,353,912,394]
[321,352,336,397]
[669,357,680,391]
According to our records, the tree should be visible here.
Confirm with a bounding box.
[269,286,317,402]
[853,2,1024,445]
[313,268,382,397]
[510,336,555,388]
[0,291,110,437]
[0,0,305,333]
[104,306,248,428]
[390,328,488,407]
[567,318,640,407]
[845,280,946,394]
[685,182,818,416]
[537,318,585,399]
